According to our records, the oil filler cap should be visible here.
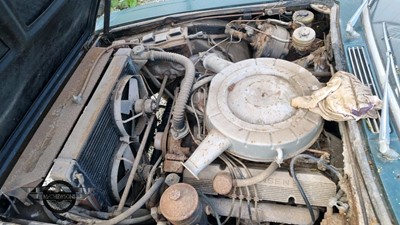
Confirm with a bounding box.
[160,183,203,225]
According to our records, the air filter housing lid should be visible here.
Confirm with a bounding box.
[206,58,323,161]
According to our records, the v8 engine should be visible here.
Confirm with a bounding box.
[3,2,381,225]
[47,3,351,225]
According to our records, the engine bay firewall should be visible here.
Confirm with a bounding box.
[206,58,324,162]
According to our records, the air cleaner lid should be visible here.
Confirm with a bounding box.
[206,58,323,162]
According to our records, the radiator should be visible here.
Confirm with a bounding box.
[75,102,120,206]
[48,49,136,209]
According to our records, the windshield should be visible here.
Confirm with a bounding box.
[369,0,400,100]
[111,0,166,10]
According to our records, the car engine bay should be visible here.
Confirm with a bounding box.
[1,2,373,225]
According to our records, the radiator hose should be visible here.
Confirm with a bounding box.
[142,51,195,138]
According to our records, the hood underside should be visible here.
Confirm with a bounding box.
[0,0,99,185]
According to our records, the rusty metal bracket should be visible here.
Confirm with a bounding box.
[163,135,190,173]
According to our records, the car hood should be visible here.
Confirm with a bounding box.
[0,0,99,185]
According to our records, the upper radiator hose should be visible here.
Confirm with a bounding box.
[142,50,195,138]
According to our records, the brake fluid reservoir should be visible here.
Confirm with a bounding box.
[293,10,314,27]
[292,26,316,53]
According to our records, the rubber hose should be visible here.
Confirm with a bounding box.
[290,154,315,223]
[96,177,165,225]
[192,76,214,92]
[119,214,154,224]
[146,155,163,192]
[143,51,195,133]
[234,161,279,187]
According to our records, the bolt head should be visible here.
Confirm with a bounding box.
[169,189,181,201]
[151,102,157,110]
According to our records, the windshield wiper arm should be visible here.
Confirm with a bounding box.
[379,22,400,160]
[346,0,368,38]
[368,0,377,8]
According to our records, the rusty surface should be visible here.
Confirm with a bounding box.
[167,136,190,156]
[1,47,112,201]
[292,41,327,70]
[321,213,347,225]
[163,135,190,173]
[165,153,187,161]
[293,46,326,68]
[339,122,379,225]
[251,24,273,57]
[164,159,184,173]
[227,83,236,92]
[250,23,290,58]
[160,183,200,225]
[212,172,233,195]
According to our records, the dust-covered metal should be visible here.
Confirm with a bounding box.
[251,23,290,58]
[311,4,331,15]
[110,142,135,201]
[183,164,336,207]
[160,183,205,225]
[225,21,290,59]
[293,10,315,27]
[347,46,381,133]
[184,57,323,176]
[207,196,319,224]
[292,27,316,53]
[1,3,365,224]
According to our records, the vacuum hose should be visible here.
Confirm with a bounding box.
[142,51,195,138]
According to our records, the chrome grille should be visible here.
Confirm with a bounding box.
[348,46,380,133]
